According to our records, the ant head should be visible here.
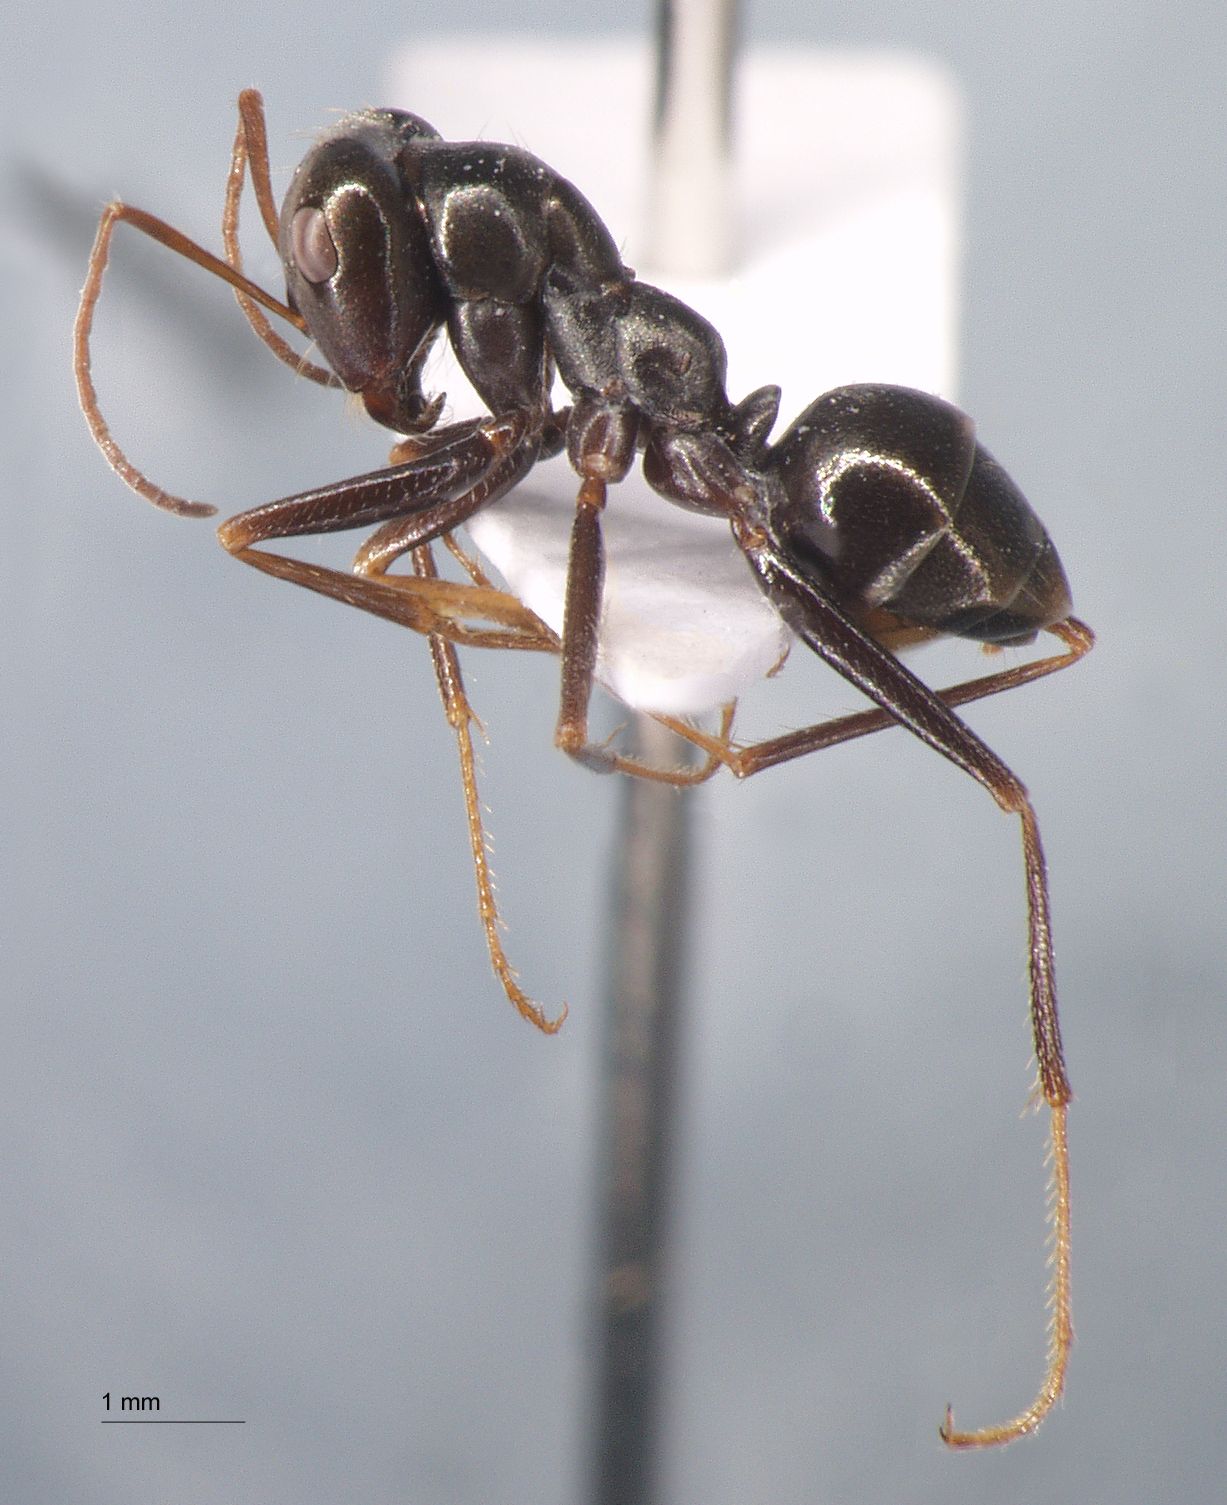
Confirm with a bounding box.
[279,110,448,433]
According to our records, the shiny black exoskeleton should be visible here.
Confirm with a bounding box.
[760,383,1072,648]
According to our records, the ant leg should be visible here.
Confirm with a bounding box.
[223,546,562,651]
[209,417,572,647]
[671,618,1094,778]
[411,544,566,1034]
[74,201,310,518]
[349,400,571,579]
[388,443,734,786]
[234,531,730,786]
[442,530,501,590]
[641,704,739,787]
[549,417,784,784]
[554,472,611,772]
[221,88,339,388]
[442,520,736,783]
[383,401,566,475]
[218,416,530,558]
[363,451,716,785]
[549,475,716,785]
[341,415,541,575]
[541,401,712,784]
[740,532,1082,1447]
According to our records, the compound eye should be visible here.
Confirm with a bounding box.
[289,205,339,284]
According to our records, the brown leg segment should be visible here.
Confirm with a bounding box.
[666,618,1093,779]
[223,546,561,650]
[555,474,612,772]
[548,476,723,785]
[668,608,1091,1447]
[411,545,566,1034]
[214,416,537,569]
[349,415,542,577]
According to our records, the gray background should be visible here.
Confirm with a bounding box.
[4,2,1223,1503]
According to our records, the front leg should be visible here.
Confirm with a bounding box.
[213,413,548,641]
[223,546,562,650]
[218,414,531,555]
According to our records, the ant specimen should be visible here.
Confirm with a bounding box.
[75,90,1093,1450]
